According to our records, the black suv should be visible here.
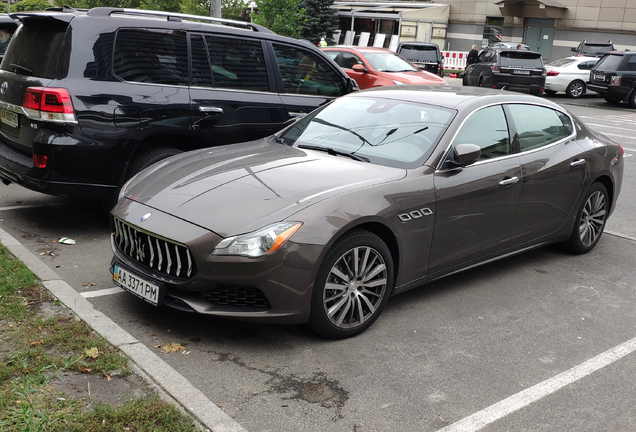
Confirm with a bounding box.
[462,47,545,95]
[587,51,636,107]
[0,8,357,203]
[396,42,444,77]
[571,40,615,58]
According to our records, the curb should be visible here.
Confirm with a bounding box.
[0,227,248,432]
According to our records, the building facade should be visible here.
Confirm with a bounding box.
[332,0,636,61]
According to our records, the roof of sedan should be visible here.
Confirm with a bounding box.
[348,85,567,112]
[322,46,394,54]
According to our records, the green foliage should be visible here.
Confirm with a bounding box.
[52,0,142,9]
[11,0,52,12]
[140,0,181,12]
[298,0,338,45]
[253,0,306,37]
[180,0,248,20]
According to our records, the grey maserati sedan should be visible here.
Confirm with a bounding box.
[110,86,624,339]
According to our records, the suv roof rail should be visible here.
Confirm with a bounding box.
[86,7,274,33]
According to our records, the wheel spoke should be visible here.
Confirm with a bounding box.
[328,295,351,323]
[363,263,386,282]
[360,278,387,288]
[330,266,349,284]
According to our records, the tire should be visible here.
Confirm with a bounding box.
[307,230,394,339]
[566,80,585,98]
[128,147,183,180]
[629,90,636,109]
[478,77,485,87]
[462,74,468,86]
[544,90,557,96]
[563,182,608,254]
[603,96,622,104]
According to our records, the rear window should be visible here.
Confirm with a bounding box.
[1,19,69,78]
[548,58,575,68]
[399,45,438,61]
[593,54,624,71]
[582,44,614,56]
[500,52,543,68]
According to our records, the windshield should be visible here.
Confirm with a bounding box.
[364,53,418,72]
[399,46,438,61]
[582,44,614,56]
[279,96,455,169]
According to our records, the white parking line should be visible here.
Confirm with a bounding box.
[584,123,636,132]
[436,336,636,432]
[81,287,124,298]
[0,202,71,212]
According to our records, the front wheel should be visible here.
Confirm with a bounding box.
[629,90,636,109]
[563,183,608,254]
[566,80,585,98]
[307,230,394,339]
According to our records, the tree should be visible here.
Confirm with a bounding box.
[12,0,53,11]
[252,0,305,38]
[180,0,247,20]
[298,0,338,45]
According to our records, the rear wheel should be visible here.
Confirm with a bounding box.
[566,80,585,98]
[629,90,636,109]
[478,77,485,87]
[128,147,183,179]
[462,74,468,86]
[563,182,608,254]
[307,230,394,339]
[603,95,622,104]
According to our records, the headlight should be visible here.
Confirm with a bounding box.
[392,80,406,85]
[212,222,303,257]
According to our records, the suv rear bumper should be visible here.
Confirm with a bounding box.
[490,82,543,95]
[586,83,630,100]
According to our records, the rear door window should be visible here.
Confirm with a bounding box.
[113,29,188,85]
[507,104,573,152]
[1,19,69,78]
[593,54,624,71]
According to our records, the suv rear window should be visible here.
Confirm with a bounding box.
[594,54,624,71]
[399,46,438,61]
[1,19,69,78]
[500,52,542,68]
[113,29,188,85]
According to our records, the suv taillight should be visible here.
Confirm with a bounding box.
[610,75,621,86]
[23,87,76,123]
[491,65,500,72]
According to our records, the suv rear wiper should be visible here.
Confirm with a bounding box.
[9,64,33,75]
[297,144,370,162]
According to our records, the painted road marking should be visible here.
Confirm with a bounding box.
[0,202,71,211]
[81,287,124,298]
[437,336,636,432]
[583,123,636,132]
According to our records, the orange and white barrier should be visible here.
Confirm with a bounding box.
[441,51,469,72]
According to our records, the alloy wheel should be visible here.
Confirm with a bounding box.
[323,246,387,329]
[579,190,607,247]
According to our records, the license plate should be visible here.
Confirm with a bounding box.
[113,264,162,306]
[1,108,18,128]
[594,73,605,81]
[513,70,530,75]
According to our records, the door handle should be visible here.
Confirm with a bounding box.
[288,112,307,118]
[499,176,519,186]
[199,106,224,113]
[570,159,586,167]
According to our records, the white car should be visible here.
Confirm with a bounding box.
[545,56,598,98]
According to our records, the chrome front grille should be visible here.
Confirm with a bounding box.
[113,218,194,279]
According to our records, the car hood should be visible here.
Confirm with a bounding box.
[123,139,406,237]
[385,70,446,84]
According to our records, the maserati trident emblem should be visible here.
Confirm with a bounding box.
[140,213,151,222]
[133,237,146,261]
[0,81,7,95]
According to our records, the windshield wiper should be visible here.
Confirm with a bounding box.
[9,64,33,75]
[298,144,370,162]
[312,117,372,147]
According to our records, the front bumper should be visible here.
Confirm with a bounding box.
[109,199,323,324]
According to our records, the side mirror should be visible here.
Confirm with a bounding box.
[346,77,359,93]
[571,47,577,52]
[351,64,367,73]
[452,143,481,166]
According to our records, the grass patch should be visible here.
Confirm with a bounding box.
[0,245,200,431]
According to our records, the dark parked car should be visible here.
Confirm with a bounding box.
[463,47,546,95]
[487,42,531,51]
[0,8,357,204]
[587,51,636,107]
[110,86,623,339]
[571,40,615,58]
[396,42,444,77]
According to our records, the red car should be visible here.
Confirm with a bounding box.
[322,46,446,89]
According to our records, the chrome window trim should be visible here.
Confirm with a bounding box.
[435,101,576,172]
